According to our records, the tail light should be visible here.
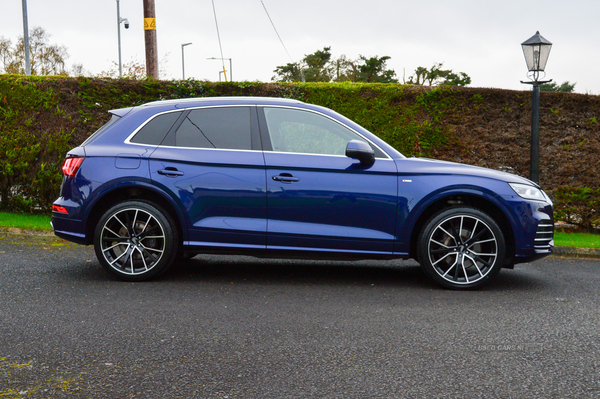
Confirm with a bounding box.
[52,205,69,214]
[61,156,84,177]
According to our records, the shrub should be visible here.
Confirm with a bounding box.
[554,187,600,232]
[0,78,72,212]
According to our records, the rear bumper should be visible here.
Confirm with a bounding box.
[51,214,90,245]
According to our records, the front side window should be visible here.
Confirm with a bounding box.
[170,107,252,150]
[263,107,377,156]
[264,108,364,155]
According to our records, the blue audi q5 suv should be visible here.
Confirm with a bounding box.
[52,97,554,289]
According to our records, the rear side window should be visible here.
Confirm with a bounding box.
[166,107,252,150]
[130,111,182,145]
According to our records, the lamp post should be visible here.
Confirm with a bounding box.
[21,0,31,75]
[207,57,232,82]
[521,31,552,184]
[181,43,192,79]
[116,0,130,78]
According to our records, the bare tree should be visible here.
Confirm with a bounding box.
[1,27,68,75]
[99,54,170,80]
[100,59,148,79]
[0,37,13,72]
[332,55,357,82]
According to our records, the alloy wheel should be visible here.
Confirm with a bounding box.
[99,207,166,276]
[426,214,499,286]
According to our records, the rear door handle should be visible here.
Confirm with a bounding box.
[272,173,299,183]
[157,167,184,177]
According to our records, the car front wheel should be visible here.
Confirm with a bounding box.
[418,207,506,289]
[94,201,178,281]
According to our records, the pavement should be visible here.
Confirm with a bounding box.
[2,226,600,258]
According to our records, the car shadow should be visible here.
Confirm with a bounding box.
[164,255,545,291]
[62,254,546,292]
[161,254,435,289]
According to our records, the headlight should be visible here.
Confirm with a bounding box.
[509,183,547,201]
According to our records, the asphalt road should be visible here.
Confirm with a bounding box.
[1,234,599,398]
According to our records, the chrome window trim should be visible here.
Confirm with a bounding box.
[264,150,396,162]
[144,144,263,153]
[124,104,255,148]
[123,104,392,160]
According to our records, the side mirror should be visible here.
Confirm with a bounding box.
[346,140,375,166]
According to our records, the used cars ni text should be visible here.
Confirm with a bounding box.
[52,97,554,289]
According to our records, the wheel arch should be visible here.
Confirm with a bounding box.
[407,192,516,267]
[84,182,187,246]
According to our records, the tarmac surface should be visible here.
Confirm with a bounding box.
[1,231,600,398]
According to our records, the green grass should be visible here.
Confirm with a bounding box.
[554,231,600,249]
[1,212,599,249]
[0,212,52,230]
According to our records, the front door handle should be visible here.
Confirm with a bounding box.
[157,167,184,177]
[272,173,299,183]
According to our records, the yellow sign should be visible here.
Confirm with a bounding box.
[144,18,156,30]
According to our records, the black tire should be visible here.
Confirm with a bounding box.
[93,200,179,281]
[417,207,506,289]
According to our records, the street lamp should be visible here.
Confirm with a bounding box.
[21,0,31,75]
[207,57,232,82]
[116,0,130,78]
[181,43,192,79]
[521,31,552,184]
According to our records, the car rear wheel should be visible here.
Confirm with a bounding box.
[418,207,506,289]
[94,201,178,281]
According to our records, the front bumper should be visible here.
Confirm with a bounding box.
[513,201,554,264]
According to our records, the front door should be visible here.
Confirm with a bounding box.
[260,106,398,255]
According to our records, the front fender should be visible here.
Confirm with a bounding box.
[394,181,519,256]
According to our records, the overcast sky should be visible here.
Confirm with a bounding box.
[2,0,599,93]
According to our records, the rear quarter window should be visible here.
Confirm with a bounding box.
[129,111,182,145]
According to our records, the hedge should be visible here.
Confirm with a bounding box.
[1,75,599,229]
[0,77,458,212]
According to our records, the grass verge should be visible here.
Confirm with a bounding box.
[0,212,52,231]
[554,231,600,249]
[1,212,599,249]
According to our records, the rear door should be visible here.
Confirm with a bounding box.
[148,106,267,249]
